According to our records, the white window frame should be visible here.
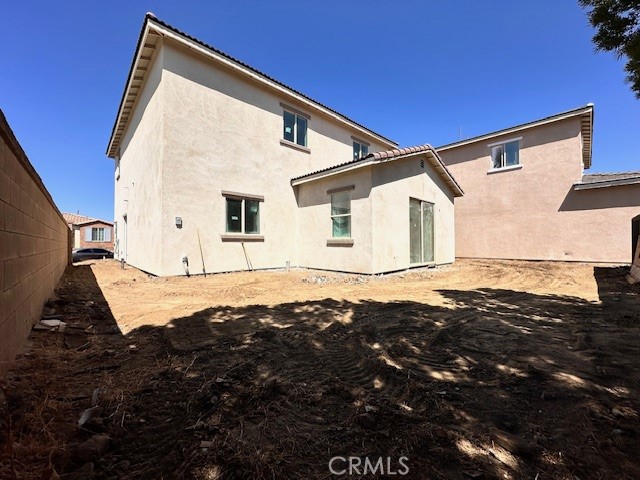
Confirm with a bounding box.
[487,137,522,172]
[281,105,309,148]
[352,138,369,160]
[222,191,264,236]
[330,191,352,239]
[410,198,435,265]
[91,227,105,242]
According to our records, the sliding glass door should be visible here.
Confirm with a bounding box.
[409,198,434,264]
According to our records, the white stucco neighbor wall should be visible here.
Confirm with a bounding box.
[114,43,165,275]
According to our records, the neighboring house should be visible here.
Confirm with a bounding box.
[62,213,114,251]
[437,105,640,264]
[105,15,462,276]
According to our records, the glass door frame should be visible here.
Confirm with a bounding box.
[409,197,435,265]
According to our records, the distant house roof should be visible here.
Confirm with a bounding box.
[291,144,464,197]
[573,171,640,190]
[62,213,93,225]
[106,14,397,158]
[62,213,113,227]
[437,104,594,170]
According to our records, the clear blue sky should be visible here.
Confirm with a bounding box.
[1,1,638,221]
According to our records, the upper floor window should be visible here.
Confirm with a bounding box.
[490,139,520,169]
[331,191,351,238]
[283,110,308,147]
[352,140,369,160]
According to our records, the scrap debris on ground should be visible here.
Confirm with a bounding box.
[0,259,639,479]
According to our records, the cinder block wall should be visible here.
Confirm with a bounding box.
[0,110,70,375]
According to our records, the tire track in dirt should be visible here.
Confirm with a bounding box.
[303,307,484,414]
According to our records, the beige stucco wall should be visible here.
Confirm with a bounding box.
[371,155,456,272]
[114,43,165,274]
[0,111,70,375]
[296,155,456,274]
[296,167,374,274]
[130,39,390,276]
[439,117,640,263]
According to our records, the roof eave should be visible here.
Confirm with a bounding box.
[106,17,161,158]
[291,157,375,186]
[75,219,115,226]
[580,105,593,170]
[106,15,397,158]
[292,148,464,198]
[573,177,640,190]
[437,105,594,170]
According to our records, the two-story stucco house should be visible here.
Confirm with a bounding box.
[106,14,463,276]
[437,105,640,264]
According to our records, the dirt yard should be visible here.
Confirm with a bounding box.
[1,259,639,479]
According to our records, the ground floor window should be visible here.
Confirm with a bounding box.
[409,198,434,264]
[225,195,261,234]
[331,191,351,238]
[91,227,105,242]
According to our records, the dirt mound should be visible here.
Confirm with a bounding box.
[1,260,639,479]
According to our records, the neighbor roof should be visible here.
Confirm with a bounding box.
[63,212,113,227]
[437,104,594,169]
[106,14,398,158]
[573,171,640,190]
[291,144,464,197]
[63,212,93,225]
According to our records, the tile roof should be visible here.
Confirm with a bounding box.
[291,144,464,197]
[62,213,113,226]
[107,14,397,157]
[574,171,640,190]
[62,213,93,225]
[370,145,435,161]
[290,145,432,182]
[581,171,640,184]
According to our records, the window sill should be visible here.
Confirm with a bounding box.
[487,164,522,175]
[280,139,310,154]
[327,238,354,247]
[221,234,264,242]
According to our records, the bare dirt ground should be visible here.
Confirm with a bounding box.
[1,259,639,479]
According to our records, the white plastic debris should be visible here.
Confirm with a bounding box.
[39,319,67,332]
[78,406,99,428]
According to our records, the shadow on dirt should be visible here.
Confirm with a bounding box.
[2,264,640,480]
